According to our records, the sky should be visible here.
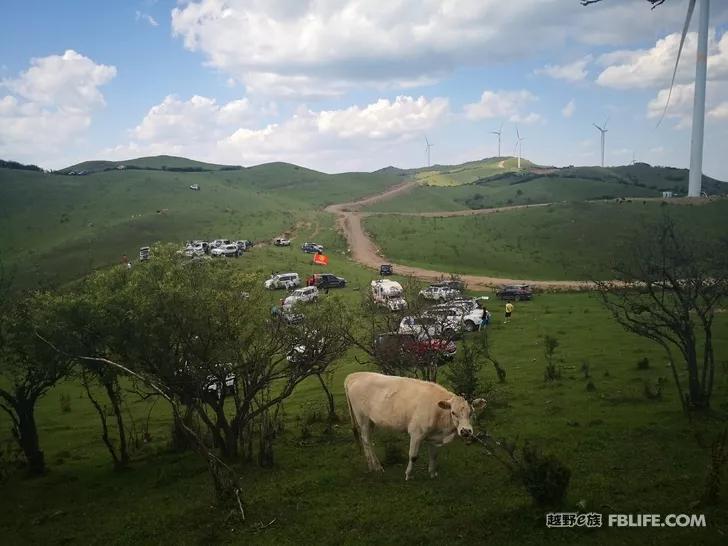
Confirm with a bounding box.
[1,0,727,178]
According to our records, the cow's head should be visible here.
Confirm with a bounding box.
[438,397,486,438]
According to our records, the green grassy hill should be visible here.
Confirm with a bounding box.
[413,156,533,186]
[0,159,401,288]
[59,155,241,174]
[363,199,728,280]
[363,163,727,213]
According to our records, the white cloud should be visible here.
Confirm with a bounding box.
[136,11,159,27]
[708,101,728,119]
[169,0,725,98]
[105,94,450,171]
[535,56,592,82]
[646,81,728,129]
[0,50,116,162]
[464,90,541,124]
[597,30,728,89]
[562,99,576,118]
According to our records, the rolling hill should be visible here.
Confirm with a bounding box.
[58,155,242,174]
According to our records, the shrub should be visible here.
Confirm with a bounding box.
[383,439,406,465]
[543,335,561,382]
[586,380,597,392]
[59,393,71,413]
[519,442,571,506]
[637,357,650,370]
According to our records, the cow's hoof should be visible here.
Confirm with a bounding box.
[405,474,413,481]
[429,472,438,479]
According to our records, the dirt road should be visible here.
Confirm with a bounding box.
[324,183,593,291]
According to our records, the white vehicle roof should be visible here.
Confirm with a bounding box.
[371,279,403,290]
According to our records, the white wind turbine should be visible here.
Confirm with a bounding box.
[425,136,434,167]
[491,122,503,157]
[514,127,525,169]
[593,116,609,168]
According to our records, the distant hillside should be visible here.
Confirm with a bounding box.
[0,159,43,172]
[59,155,242,174]
[363,162,727,213]
[411,156,534,186]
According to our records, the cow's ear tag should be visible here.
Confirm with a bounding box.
[438,400,451,410]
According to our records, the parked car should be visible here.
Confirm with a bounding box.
[205,373,236,397]
[184,242,207,257]
[426,304,483,333]
[431,279,466,292]
[139,246,150,261]
[265,272,301,290]
[313,273,346,289]
[419,285,459,302]
[379,264,394,276]
[496,284,533,301]
[374,333,456,365]
[234,240,252,252]
[210,239,231,248]
[283,286,319,307]
[301,242,324,254]
[211,243,240,257]
[398,315,459,340]
[274,238,291,246]
[370,279,407,311]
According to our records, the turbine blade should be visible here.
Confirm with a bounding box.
[603,115,610,130]
[516,126,520,139]
[657,0,696,127]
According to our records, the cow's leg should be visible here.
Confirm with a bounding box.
[405,433,423,481]
[427,444,439,479]
[359,419,383,472]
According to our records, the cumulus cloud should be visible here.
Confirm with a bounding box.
[562,99,576,118]
[597,30,728,89]
[647,81,728,129]
[169,0,721,98]
[464,90,541,124]
[104,94,450,171]
[0,50,116,162]
[535,56,592,82]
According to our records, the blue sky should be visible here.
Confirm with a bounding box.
[1,0,727,179]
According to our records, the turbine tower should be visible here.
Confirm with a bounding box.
[425,136,434,167]
[514,127,525,169]
[491,122,503,157]
[593,117,608,168]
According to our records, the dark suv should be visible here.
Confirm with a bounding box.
[314,273,346,289]
[379,264,393,276]
[496,284,533,301]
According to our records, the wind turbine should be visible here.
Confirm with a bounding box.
[424,136,434,167]
[514,127,525,169]
[593,116,608,168]
[491,122,503,157]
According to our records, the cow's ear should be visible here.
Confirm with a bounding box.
[472,398,486,410]
[438,400,451,410]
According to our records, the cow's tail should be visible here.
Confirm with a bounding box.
[344,376,362,452]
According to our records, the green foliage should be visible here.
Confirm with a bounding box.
[543,335,560,382]
[443,340,484,400]
[518,441,571,507]
[637,357,650,370]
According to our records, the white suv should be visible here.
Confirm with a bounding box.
[211,243,240,257]
[419,285,459,302]
[398,315,459,340]
[265,272,300,290]
[283,286,319,307]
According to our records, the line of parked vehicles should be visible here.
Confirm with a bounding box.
[183,239,254,258]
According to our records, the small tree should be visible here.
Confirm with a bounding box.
[596,215,728,411]
[443,339,483,401]
[0,295,72,475]
[543,335,560,382]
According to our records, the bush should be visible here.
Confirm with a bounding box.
[543,335,561,382]
[59,392,71,413]
[383,439,406,465]
[519,442,571,506]
[637,357,650,370]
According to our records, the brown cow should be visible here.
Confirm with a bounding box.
[345,372,486,480]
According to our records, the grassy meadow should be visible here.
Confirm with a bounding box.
[363,199,728,280]
[0,163,401,288]
[1,237,727,544]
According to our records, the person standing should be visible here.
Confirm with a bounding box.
[504,302,514,324]
[479,308,491,331]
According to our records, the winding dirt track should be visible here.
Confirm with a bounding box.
[324,181,593,291]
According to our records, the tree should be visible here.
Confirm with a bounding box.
[596,215,728,411]
[0,295,72,475]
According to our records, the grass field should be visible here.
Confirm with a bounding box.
[0,161,401,288]
[414,157,530,186]
[1,239,727,544]
[363,200,728,280]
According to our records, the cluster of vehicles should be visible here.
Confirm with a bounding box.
[183,239,254,258]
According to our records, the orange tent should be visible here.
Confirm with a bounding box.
[313,254,329,266]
